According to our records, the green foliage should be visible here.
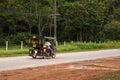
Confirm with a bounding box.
[0,50,27,57]
[58,0,108,42]
[0,32,29,46]
[103,21,120,40]
[59,1,89,41]
[0,0,120,42]
[0,34,7,46]
[0,45,28,57]
[57,41,120,53]
[0,41,120,57]
[8,32,29,44]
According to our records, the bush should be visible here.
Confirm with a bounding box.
[0,34,7,46]
[0,33,29,46]
[8,32,29,45]
[103,21,120,41]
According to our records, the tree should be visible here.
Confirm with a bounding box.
[0,0,17,35]
[59,0,106,42]
[103,20,120,40]
[59,2,89,42]
[84,0,106,42]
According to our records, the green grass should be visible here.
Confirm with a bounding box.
[89,71,120,80]
[0,50,28,57]
[0,45,28,57]
[56,41,120,53]
[0,41,120,57]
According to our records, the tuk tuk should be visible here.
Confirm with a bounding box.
[29,35,56,59]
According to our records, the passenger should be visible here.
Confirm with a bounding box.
[44,39,53,55]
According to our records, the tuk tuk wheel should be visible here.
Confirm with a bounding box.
[52,52,56,58]
[32,53,37,59]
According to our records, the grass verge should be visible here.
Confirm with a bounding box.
[89,71,120,80]
[0,50,28,57]
[57,41,120,53]
[0,41,120,57]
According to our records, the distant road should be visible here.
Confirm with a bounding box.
[0,49,120,71]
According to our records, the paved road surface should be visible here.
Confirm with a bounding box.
[0,49,120,71]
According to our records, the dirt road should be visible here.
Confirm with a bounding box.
[0,49,120,71]
[0,57,120,80]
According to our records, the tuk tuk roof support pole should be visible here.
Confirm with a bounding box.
[53,0,57,46]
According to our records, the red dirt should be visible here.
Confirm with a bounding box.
[0,57,120,80]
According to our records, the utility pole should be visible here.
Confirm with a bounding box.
[54,0,57,45]
[53,0,57,45]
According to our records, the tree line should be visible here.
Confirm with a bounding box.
[0,0,120,45]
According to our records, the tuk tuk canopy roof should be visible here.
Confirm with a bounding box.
[30,35,55,40]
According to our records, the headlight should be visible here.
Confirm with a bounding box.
[43,45,47,48]
[34,50,37,53]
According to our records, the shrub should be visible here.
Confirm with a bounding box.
[0,34,7,46]
[8,32,29,45]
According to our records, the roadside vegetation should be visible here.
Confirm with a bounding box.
[57,41,120,52]
[0,50,27,57]
[0,2,119,80]
[0,46,28,57]
[0,0,120,57]
[0,41,120,57]
[0,0,120,44]
[89,71,120,80]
